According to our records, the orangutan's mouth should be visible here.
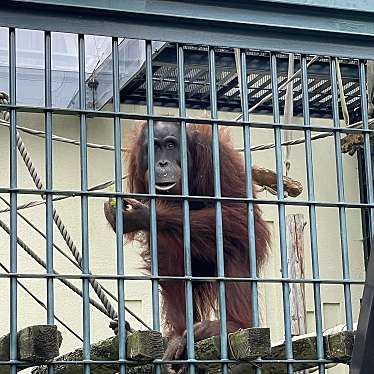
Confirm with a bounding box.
[155,182,176,191]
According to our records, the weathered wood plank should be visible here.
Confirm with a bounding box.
[0,325,62,374]
[229,328,354,374]
[326,330,355,362]
[252,166,303,197]
[257,329,355,374]
[28,326,354,373]
[127,331,164,361]
[32,330,164,374]
[287,213,308,374]
[287,214,307,337]
[195,327,271,373]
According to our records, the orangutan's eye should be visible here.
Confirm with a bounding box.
[166,142,175,149]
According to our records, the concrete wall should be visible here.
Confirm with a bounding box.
[0,104,365,373]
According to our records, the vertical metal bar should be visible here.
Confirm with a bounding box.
[240,49,260,326]
[357,150,372,271]
[359,58,374,284]
[44,29,54,374]
[300,55,324,374]
[350,61,374,373]
[330,58,353,330]
[9,27,17,374]
[208,46,228,374]
[78,33,91,374]
[269,52,293,374]
[112,36,126,374]
[145,40,161,374]
[359,61,374,280]
[44,30,54,325]
[177,43,195,373]
[240,49,261,374]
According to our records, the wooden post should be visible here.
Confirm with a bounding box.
[287,214,307,336]
[262,329,354,373]
[0,325,62,374]
[287,214,307,374]
[195,327,271,373]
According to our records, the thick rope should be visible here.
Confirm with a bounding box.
[0,119,127,152]
[0,261,83,342]
[0,218,113,319]
[0,194,150,330]
[2,114,373,217]
[0,93,120,325]
[15,130,120,322]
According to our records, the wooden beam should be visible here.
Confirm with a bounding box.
[227,329,354,374]
[30,325,354,373]
[32,330,164,374]
[32,328,270,374]
[195,327,271,373]
[127,332,165,361]
[258,329,355,374]
[326,330,354,362]
[0,325,62,374]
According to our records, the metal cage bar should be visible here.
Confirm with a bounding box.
[177,44,196,374]
[9,26,18,374]
[269,52,294,374]
[240,48,262,374]
[44,29,55,374]
[350,61,374,373]
[145,39,162,374]
[208,46,229,373]
[78,33,91,374]
[112,36,127,374]
[300,54,325,374]
[330,57,354,330]
[240,49,261,327]
[0,272,365,284]
[44,30,54,325]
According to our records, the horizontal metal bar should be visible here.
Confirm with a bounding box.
[156,47,360,80]
[0,357,339,365]
[15,0,374,34]
[1,105,374,135]
[259,0,374,13]
[1,187,374,209]
[0,272,365,284]
[3,1,374,58]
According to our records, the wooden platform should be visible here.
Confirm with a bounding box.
[0,324,355,373]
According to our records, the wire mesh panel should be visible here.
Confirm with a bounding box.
[0,2,373,374]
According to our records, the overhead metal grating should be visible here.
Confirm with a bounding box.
[120,44,362,119]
